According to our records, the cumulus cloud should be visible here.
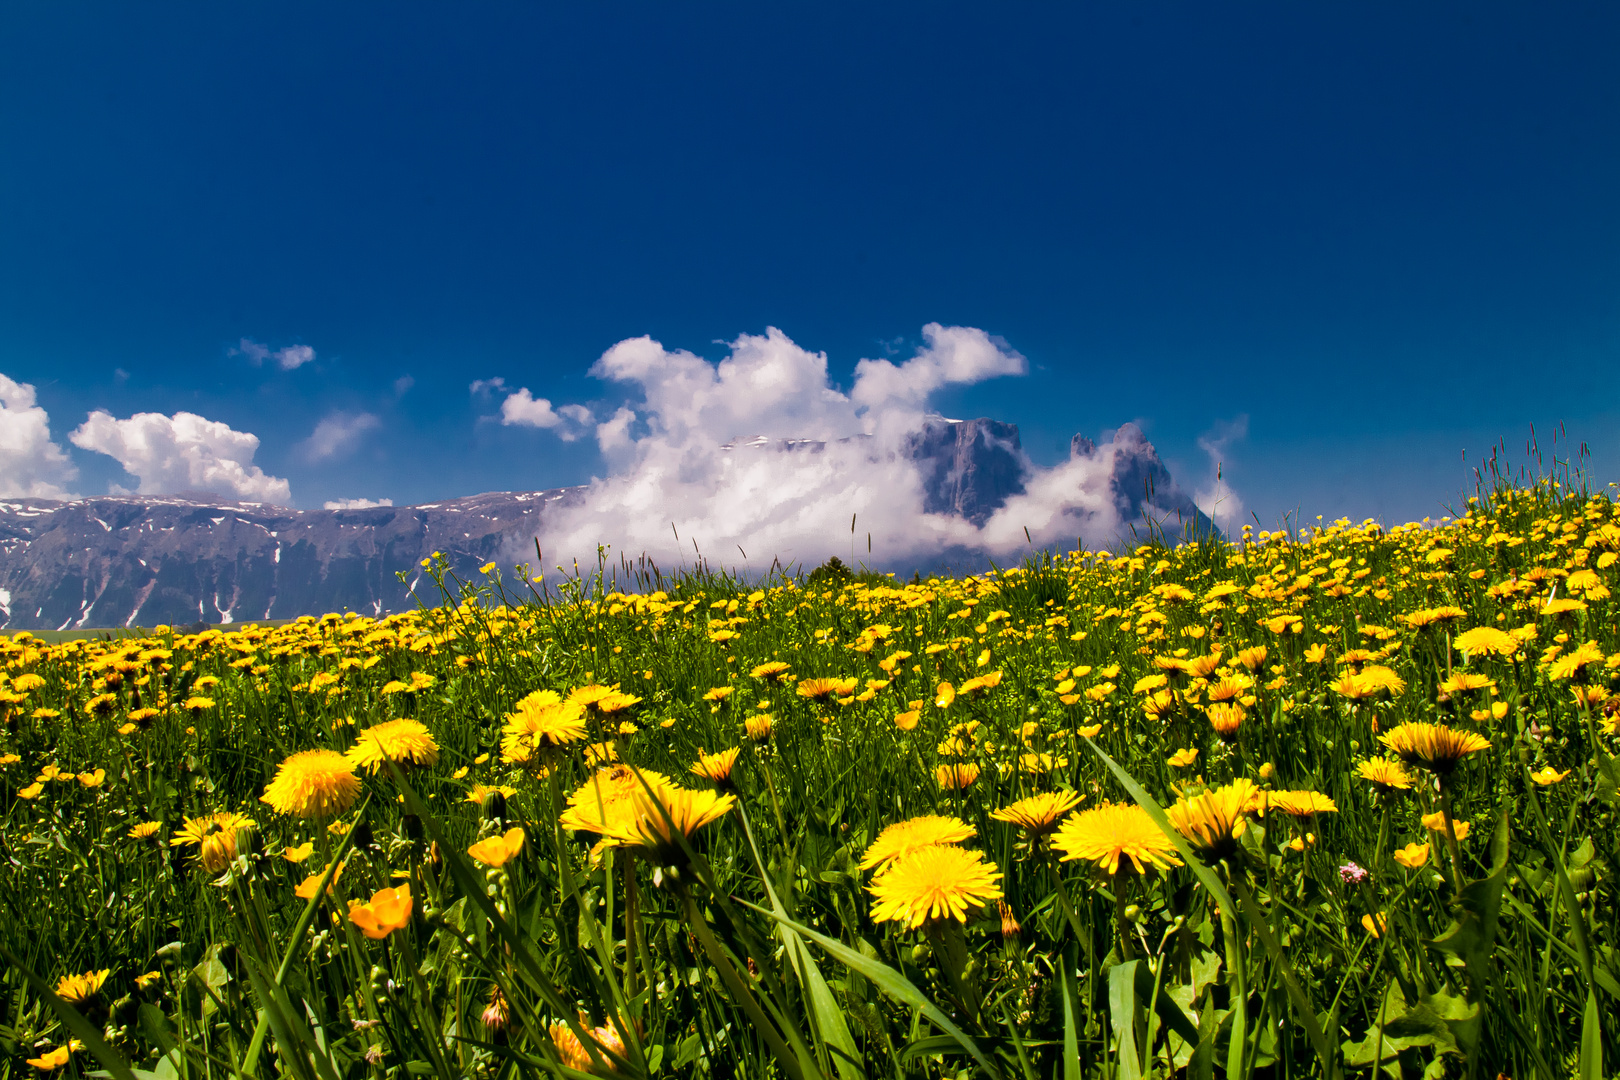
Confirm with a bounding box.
[0,373,78,498]
[324,498,393,510]
[301,411,382,462]
[275,345,316,370]
[1194,415,1249,532]
[495,388,594,441]
[524,324,1204,575]
[70,410,291,503]
[233,338,317,370]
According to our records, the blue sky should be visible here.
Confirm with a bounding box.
[2,3,1617,531]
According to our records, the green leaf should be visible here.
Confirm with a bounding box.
[1108,962,1143,1080]
[1061,958,1081,1080]
[1579,990,1603,1080]
[1426,808,1509,1003]
[743,901,1001,1079]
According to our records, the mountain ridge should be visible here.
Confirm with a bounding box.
[0,419,1213,629]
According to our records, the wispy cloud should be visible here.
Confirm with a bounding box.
[323,497,393,510]
[233,338,317,370]
[300,411,381,462]
[1194,415,1249,532]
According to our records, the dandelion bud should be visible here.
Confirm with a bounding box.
[998,901,1021,947]
[482,988,509,1032]
[1258,762,1274,780]
[481,789,508,822]
[198,830,238,874]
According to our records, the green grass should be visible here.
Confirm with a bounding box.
[0,478,1617,1080]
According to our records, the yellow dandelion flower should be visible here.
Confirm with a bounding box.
[128,821,161,842]
[1205,702,1246,738]
[1166,747,1199,768]
[1393,841,1430,869]
[797,677,857,700]
[348,884,412,939]
[1052,802,1182,875]
[294,862,343,899]
[171,811,255,871]
[690,747,740,785]
[347,718,440,773]
[1263,790,1338,817]
[860,815,976,872]
[54,969,109,1004]
[1437,672,1495,696]
[468,827,526,867]
[465,783,519,805]
[1166,779,1263,857]
[1420,810,1470,840]
[26,1045,74,1071]
[868,844,1004,929]
[1357,757,1415,790]
[1380,722,1491,774]
[1332,665,1406,700]
[1453,626,1518,659]
[750,662,792,680]
[603,780,736,863]
[1548,643,1604,681]
[989,791,1083,835]
[501,689,587,764]
[260,749,362,820]
[743,714,774,742]
[936,763,981,791]
[1403,606,1467,629]
[958,670,1003,695]
[702,686,734,702]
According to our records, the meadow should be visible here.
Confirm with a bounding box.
[1,478,1617,1080]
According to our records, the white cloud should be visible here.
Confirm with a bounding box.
[497,388,594,441]
[0,373,78,498]
[232,338,271,365]
[469,377,507,396]
[527,325,1151,574]
[323,497,393,510]
[1194,415,1249,532]
[275,345,316,370]
[301,411,381,462]
[70,410,291,503]
[393,375,415,398]
[232,338,316,370]
[849,323,1027,415]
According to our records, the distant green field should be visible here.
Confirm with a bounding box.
[19,618,298,644]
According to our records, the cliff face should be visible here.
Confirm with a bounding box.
[906,418,1027,525]
[0,418,1216,630]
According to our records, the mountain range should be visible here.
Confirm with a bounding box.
[0,419,1212,630]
